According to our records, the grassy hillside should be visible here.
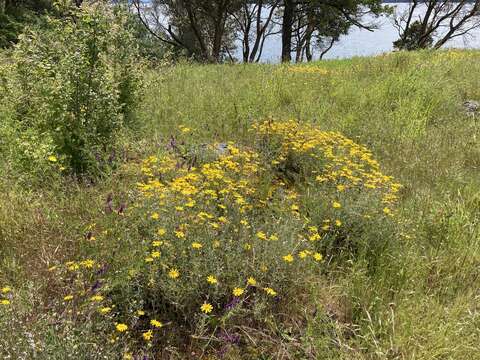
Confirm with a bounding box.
[1,50,480,359]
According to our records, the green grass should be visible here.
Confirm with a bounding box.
[1,49,480,359]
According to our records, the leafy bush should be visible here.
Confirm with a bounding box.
[9,4,142,175]
[45,120,401,357]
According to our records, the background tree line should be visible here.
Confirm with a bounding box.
[1,0,480,62]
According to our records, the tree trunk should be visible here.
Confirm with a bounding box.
[305,31,313,62]
[282,0,295,62]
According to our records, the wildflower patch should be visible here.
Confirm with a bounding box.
[47,120,401,355]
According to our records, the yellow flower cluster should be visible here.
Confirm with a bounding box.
[252,120,402,209]
[287,66,329,75]
[1,286,11,306]
[52,120,400,351]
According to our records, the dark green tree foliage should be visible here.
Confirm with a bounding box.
[393,20,433,51]
[135,0,243,62]
[0,0,53,48]
[282,0,390,62]
[393,1,480,51]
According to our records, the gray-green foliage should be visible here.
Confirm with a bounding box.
[8,4,142,175]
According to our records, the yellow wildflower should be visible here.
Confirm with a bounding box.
[174,230,185,239]
[233,287,245,297]
[191,242,203,249]
[299,250,309,259]
[201,302,213,314]
[143,330,153,341]
[150,319,163,328]
[80,259,95,268]
[116,323,128,332]
[282,254,294,263]
[263,287,277,296]
[313,253,323,262]
[63,295,74,301]
[256,231,267,240]
[168,268,180,279]
[247,277,257,286]
[207,275,218,285]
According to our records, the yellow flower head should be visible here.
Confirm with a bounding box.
[332,201,342,209]
[282,254,294,263]
[263,287,277,296]
[1,299,11,305]
[313,253,323,262]
[143,330,153,341]
[168,268,180,279]
[116,323,128,332]
[233,287,244,297]
[63,295,74,301]
[150,319,163,328]
[299,250,309,259]
[200,302,213,314]
[247,277,257,286]
[157,228,166,236]
[174,230,185,239]
[100,307,112,314]
[80,259,95,268]
[256,231,267,240]
[207,275,218,285]
[90,295,104,302]
[1,287,12,294]
[191,242,203,249]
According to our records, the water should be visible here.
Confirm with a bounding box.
[242,3,480,63]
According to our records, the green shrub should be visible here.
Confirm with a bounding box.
[44,120,401,357]
[9,4,142,175]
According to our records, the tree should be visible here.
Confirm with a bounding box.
[231,0,281,63]
[280,0,389,62]
[133,0,243,63]
[291,2,351,62]
[393,0,480,51]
